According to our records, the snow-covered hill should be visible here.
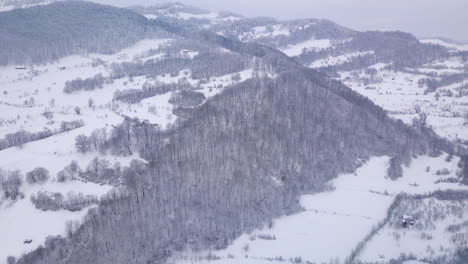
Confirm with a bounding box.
[168,154,467,264]
[0,2,467,264]
[421,39,468,52]
[336,56,468,144]
[0,35,268,262]
[0,0,62,11]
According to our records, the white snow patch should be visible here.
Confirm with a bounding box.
[144,14,158,20]
[281,39,331,57]
[421,39,468,52]
[310,51,374,68]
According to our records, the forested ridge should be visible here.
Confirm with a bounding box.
[0,1,169,65]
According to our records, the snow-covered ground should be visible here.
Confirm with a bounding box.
[0,38,172,137]
[281,39,331,57]
[0,180,112,262]
[309,51,374,68]
[170,154,467,264]
[339,60,468,142]
[239,25,291,41]
[359,197,468,263]
[421,39,468,52]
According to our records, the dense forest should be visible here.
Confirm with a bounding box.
[0,1,169,65]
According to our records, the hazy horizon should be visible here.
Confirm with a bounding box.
[89,0,468,43]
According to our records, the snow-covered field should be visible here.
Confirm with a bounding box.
[0,180,112,262]
[338,59,468,142]
[310,51,374,68]
[0,39,172,137]
[360,197,467,263]
[281,39,331,57]
[421,39,468,52]
[170,154,467,264]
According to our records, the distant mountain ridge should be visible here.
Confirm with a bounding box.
[0,0,452,69]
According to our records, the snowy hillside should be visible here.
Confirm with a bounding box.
[128,3,467,145]
[421,39,468,52]
[0,34,270,262]
[338,57,467,143]
[0,0,62,11]
[168,154,467,264]
[0,2,467,264]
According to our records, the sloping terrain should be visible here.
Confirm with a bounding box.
[168,155,467,264]
[0,2,466,264]
[15,71,433,264]
[3,4,443,264]
[132,3,467,147]
[0,1,168,65]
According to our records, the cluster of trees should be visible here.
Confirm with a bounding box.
[459,156,468,185]
[387,156,404,180]
[342,31,448,69]
[110,49,249,82]
[113,81,194,104]
[0,130,52,150]
[169,90,206,107]
[1,167,53,201]
[56,159,122,185]
[0,120,84,151]
[75,118,165,159]
[110,58,188,79]
[63,74,106,93]
[207,15,353,49]
[418,73,465,93]
[82,158,123,185]
[60,120,84,132]
[56,161,81,182]
[297,32,449,72]
[31,191,98,212]
[0,169,23,200]
[131,2,212,19]
[26,167,49,184]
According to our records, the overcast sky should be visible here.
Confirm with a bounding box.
[96,0,468,42]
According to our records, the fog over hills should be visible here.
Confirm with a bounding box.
[2,0,468,42]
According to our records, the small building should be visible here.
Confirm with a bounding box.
[401,215,415,228]
[181,49,191,59]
